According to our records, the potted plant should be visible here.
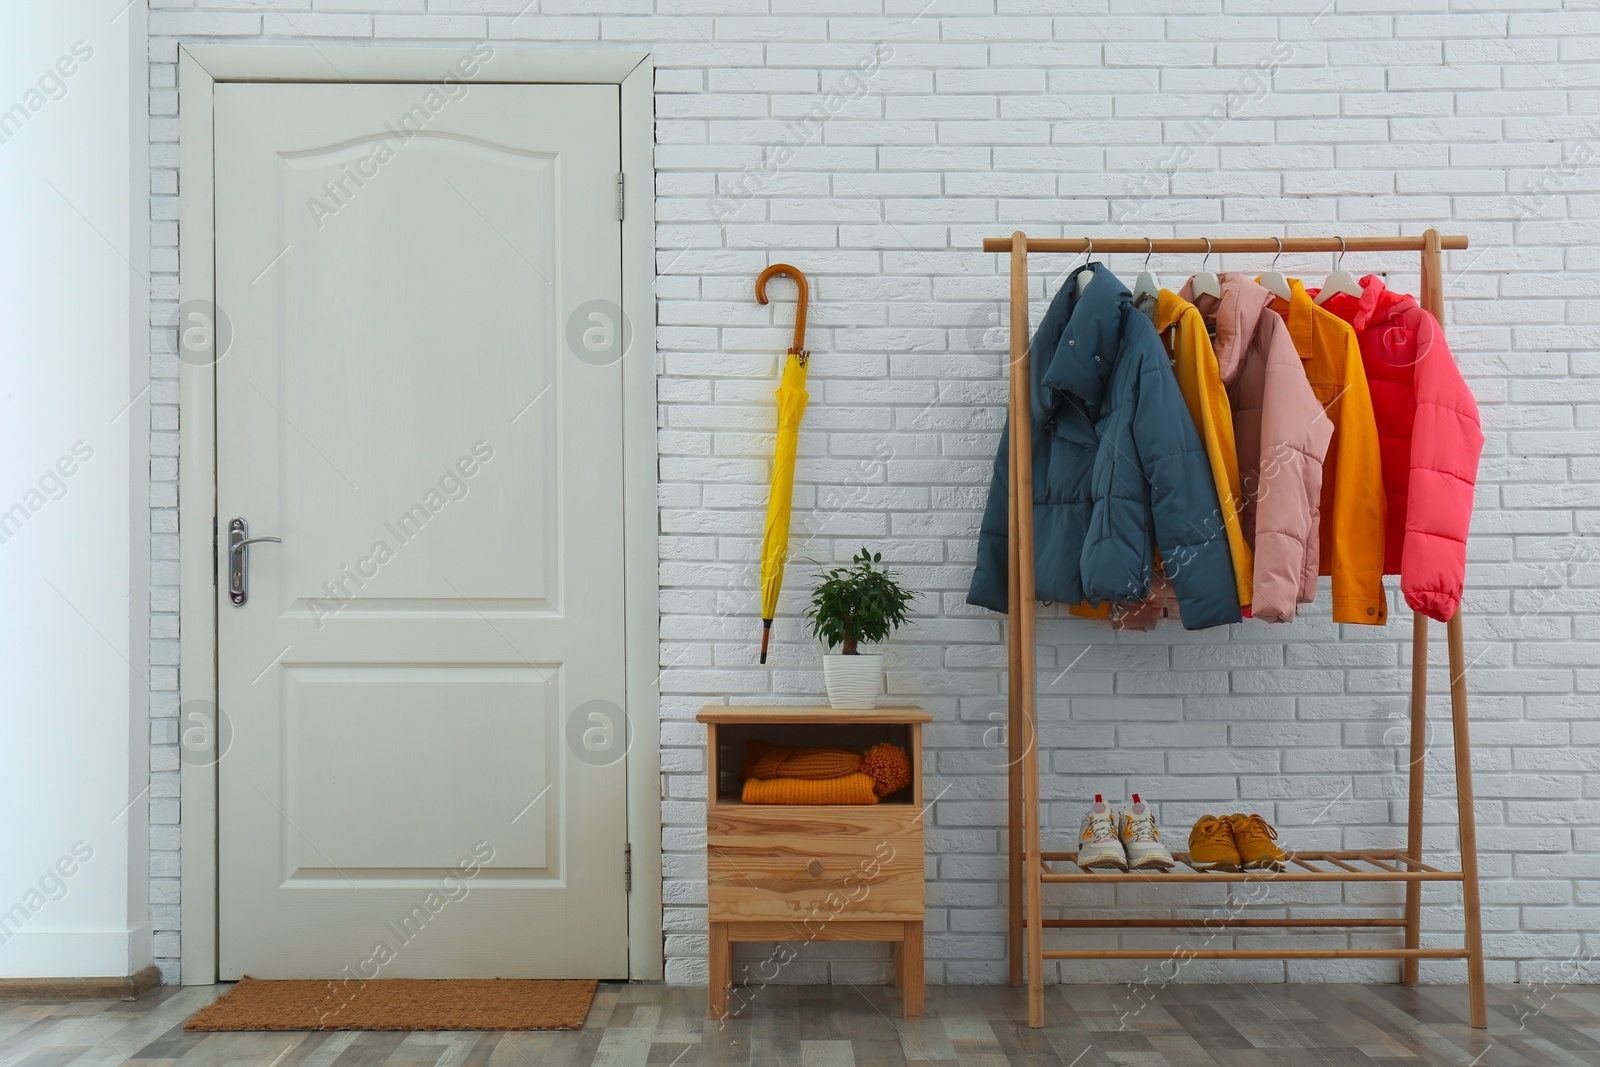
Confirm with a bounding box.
[806,549,916,709]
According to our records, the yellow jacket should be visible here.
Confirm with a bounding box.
[1151,290,1253,611]
[1269,278,1388,625]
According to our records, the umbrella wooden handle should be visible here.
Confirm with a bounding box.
[755,263,809,358]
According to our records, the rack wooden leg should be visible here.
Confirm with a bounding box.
[708,921,730,1021]
[1447,611,1488,1028]
[1404,613,1429,985]
[1418,228,1483,1024]
[1007,426,1024,987]
[900,921,924,1018]
[1023,699,1044,1028]
[1007,231,1045,1029]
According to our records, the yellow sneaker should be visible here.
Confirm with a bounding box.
[1228,813,1287,871]
[1187,815,1241,871]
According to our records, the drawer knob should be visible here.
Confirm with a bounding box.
[807,859,825,877]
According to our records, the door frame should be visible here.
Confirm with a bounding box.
[176,43,660,984]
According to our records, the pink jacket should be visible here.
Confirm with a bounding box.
[1184,274,1334,622]
[1315,276,1482,622]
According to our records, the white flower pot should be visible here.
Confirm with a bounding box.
[822,653,883,710]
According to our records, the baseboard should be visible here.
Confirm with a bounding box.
[0,965,160,1002]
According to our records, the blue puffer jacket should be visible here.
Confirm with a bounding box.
[967,263,1241,630]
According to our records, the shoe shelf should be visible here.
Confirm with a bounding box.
[988,229,1488,1030]
[1039,947,1470,961]
[1039,849,1463,883]
[1034,850,1474,961]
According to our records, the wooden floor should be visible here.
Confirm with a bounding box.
[0,981,1594,1066]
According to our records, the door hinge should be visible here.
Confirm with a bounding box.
[212,516,219,585]
[624,843,632,892]
[617,173,625,221]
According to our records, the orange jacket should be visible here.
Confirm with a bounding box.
[1269,278,1388,625]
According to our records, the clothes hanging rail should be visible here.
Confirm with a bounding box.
[983,229,1486,1030]
[980,235,1470,253]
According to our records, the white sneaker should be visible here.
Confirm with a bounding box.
[1120,795,1175,871]
[1076,796,1128,871]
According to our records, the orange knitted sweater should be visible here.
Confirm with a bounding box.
[739,740,912,804]
[741,772,880,805]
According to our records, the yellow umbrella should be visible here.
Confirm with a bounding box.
[755,263,812,664]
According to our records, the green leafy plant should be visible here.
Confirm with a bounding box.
[805,549,916,655]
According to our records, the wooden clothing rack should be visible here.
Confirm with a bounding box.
[980,230,1488,1030]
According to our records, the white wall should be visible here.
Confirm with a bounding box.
[0,3,150,978]
[145,3,1600,988]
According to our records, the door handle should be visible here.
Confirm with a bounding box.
[228,517,281,606]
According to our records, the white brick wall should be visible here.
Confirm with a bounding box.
[147,1,1600,988]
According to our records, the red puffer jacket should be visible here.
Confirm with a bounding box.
[1314,276,1482,622]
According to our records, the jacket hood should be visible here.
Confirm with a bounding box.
[1179,272,1277,385]
[1043,262,1132,415]
[1345,274,1416,330]
[1307,273,1417,331]
[1150,288,1190,335]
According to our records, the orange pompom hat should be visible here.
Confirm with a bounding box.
[861,742,911,798]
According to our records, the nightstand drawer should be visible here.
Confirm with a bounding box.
[707,807,924,922]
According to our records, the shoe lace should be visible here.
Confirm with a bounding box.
[1125,813,1161,843]
[1191,817,1232,848]
[1084,813,1118,845]
[1231,814,1280,849]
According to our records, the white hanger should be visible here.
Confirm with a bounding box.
[1259,236,1293,302]
[1131,238,1161,304]
[1189,237,1221,300]
[1074,236,1096,297]
[1314,236,1363,305]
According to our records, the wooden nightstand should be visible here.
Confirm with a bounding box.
[697,705,930,1019]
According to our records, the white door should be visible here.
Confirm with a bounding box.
[214,83,628,978]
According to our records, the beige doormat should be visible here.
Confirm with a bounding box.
[184,976,598,1031]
